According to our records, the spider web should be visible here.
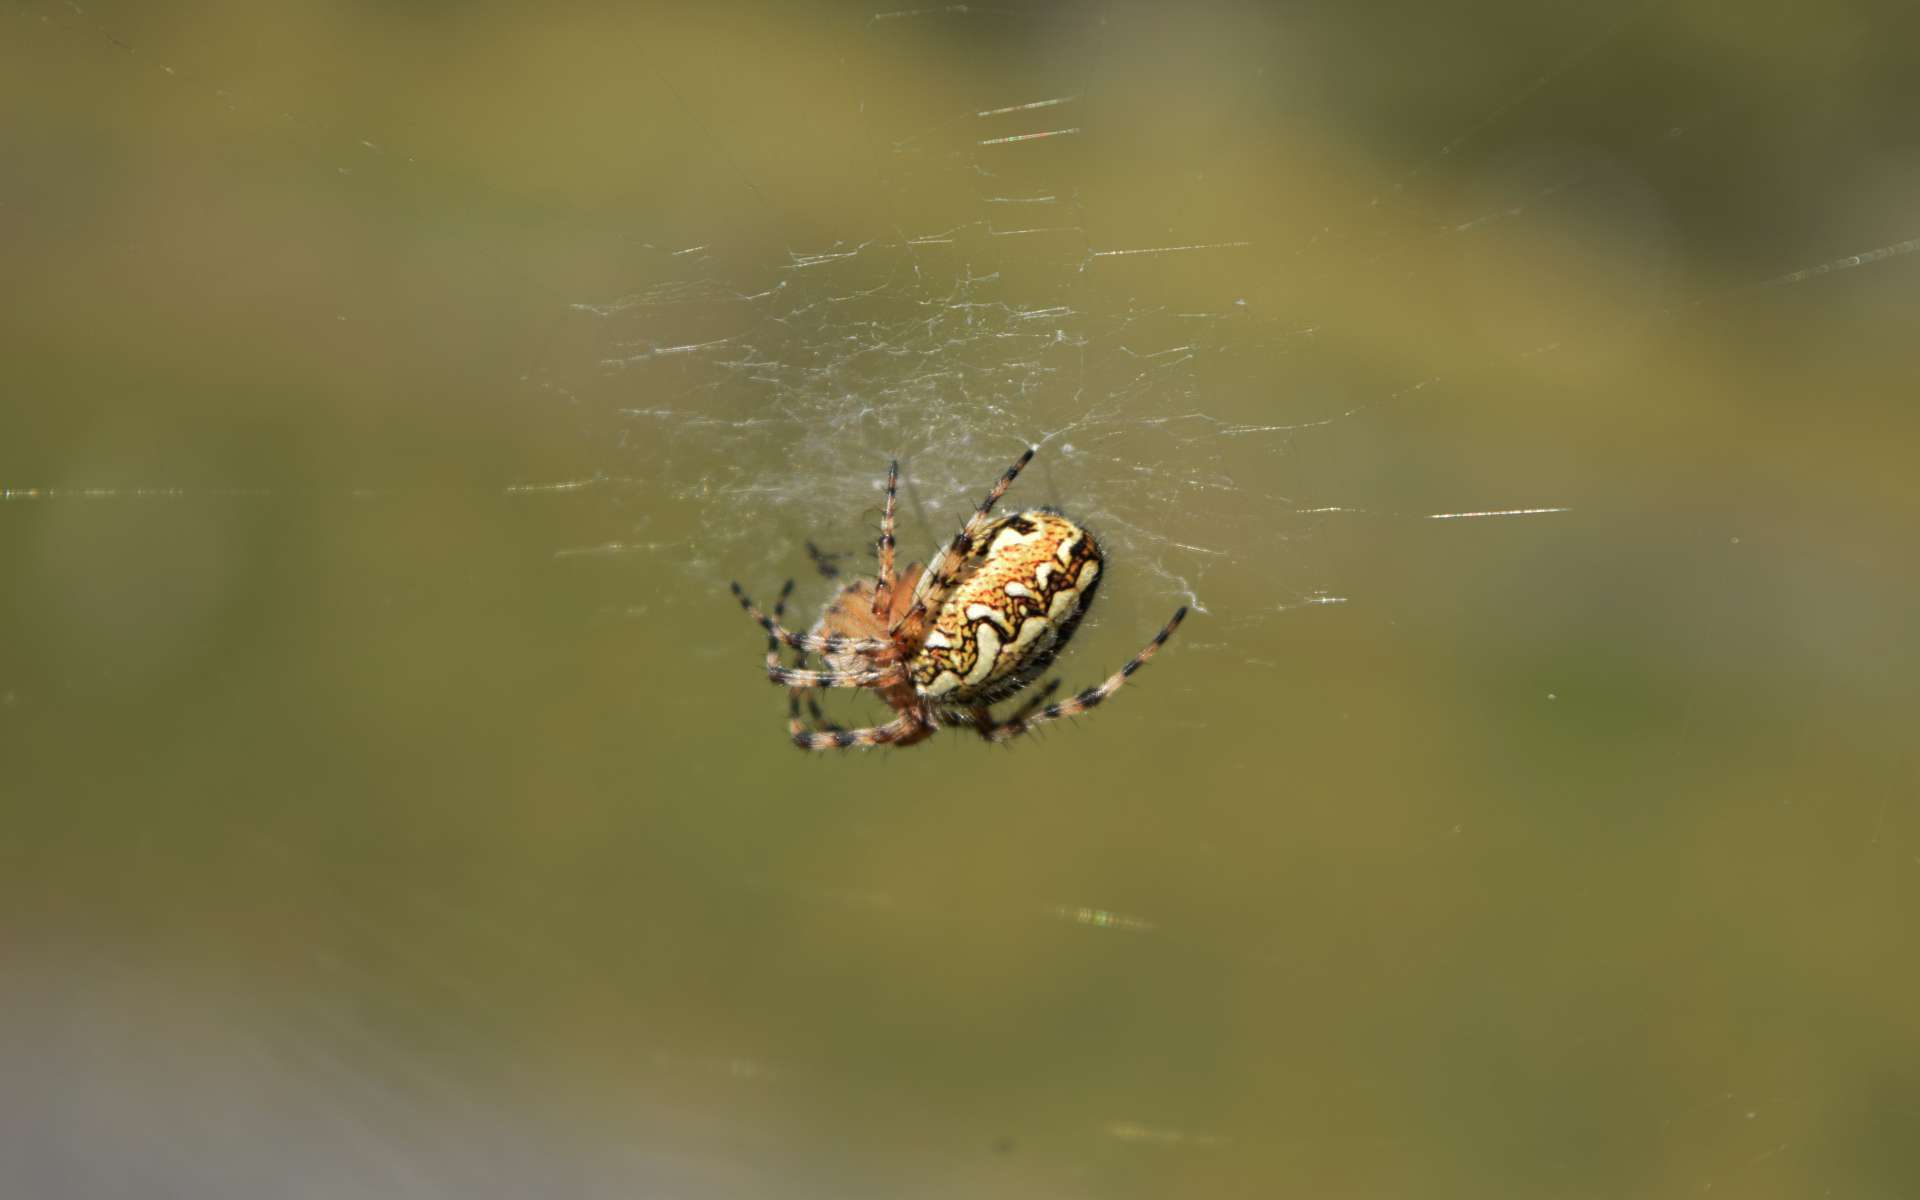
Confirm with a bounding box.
[529,10,1540,628]
[17,0,1911,642]
[7,1,1920,1197]
[556,232,1292,616]
[524,0,1917,653]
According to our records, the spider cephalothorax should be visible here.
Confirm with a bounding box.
[731,448,1186,749]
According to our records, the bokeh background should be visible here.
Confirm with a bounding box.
[4,1,1917,1196]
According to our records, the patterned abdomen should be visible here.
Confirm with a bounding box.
[910,511,1102,703]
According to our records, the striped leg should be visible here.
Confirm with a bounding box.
[804,541,845,579]
[894,446,1037,636]
[979,607,1187,743]
[790,708,932,751]
[1000,677,1064,728]
[732,581,894,657]
[768,660,906,689]
[789,685,840,732]
[870,459,900,617]
[769,581,842,734]
[942,678,1065,733]
[734,581,904,688]
[941,678,1063,741]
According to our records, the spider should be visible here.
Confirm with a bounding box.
[731,447,1187,749]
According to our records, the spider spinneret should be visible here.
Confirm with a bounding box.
[730,448,1186,750]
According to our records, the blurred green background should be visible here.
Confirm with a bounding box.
[4,1,1917,1196]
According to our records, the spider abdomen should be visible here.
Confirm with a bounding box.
[910,511,1102,703]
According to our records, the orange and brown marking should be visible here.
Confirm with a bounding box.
[908,511,1102,701]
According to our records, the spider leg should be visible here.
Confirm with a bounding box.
[789,708,933,751]
[767,660,906,689]
[938,679,1061,742]
[870,458,899,617]
[940,679,1064,733]
[764,577,796,654]
[976,607,1187,743]
[768,582,842,732]
[894,446,1036,636]
[1002,677,1064,728]
[735,581,902,688]
[731,581,895,657]
[804,541,845,579]
[789,686,840,731]
[782,644,845,734]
